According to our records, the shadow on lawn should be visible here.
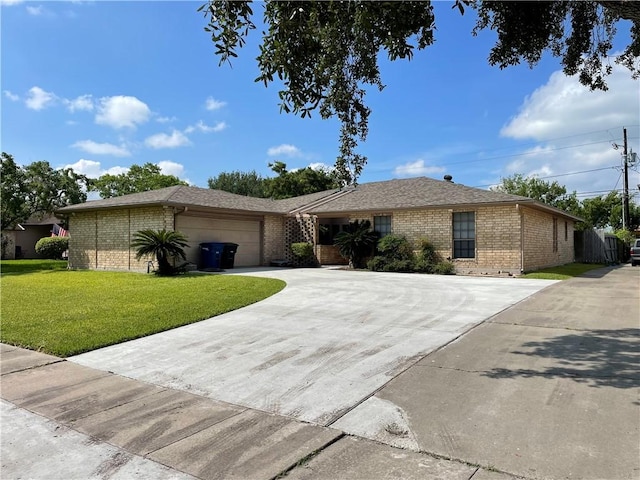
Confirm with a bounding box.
[482,328,640,391]
[0,260,68,276]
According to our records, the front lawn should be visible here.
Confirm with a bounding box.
[521,262,606,280]
[0,260,285,357]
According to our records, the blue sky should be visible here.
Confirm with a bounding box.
[2,1,639,202]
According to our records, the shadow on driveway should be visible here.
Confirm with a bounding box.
[482,327,640,391]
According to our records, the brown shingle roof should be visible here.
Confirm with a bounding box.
[305,177,582,221]
[56,178,582,221]
[303,177,532,213]
[56,185,339,215]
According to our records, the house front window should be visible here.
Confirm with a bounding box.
[319,218,349,245]
[374,215,392,237]
[453,211,475,258]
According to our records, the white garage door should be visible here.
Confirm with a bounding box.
[176,215,261,267]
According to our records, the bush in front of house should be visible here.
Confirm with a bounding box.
[433,260,456,275]
[290,242,317,267]
[377,234,415,261]
[367,235,456,275]
[368,234,415,272]
[414,238,441,273]
[35,237,69,259]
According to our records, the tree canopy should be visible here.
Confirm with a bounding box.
[493,172,640,231]
[208,162,340,199]
[208,170,266,197]
[1,153,88,230]
[492,173,581,214]
[264,161,340,199]
[582,191,640,231]
[201,1,640,184]
[90,163,189,199]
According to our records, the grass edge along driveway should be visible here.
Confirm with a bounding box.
[1,260,285,357]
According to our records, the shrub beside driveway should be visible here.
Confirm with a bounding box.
[0,260,285,357]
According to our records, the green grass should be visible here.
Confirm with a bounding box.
[1,260,285,357]
[1,259,69,274]
[521,262,607,280]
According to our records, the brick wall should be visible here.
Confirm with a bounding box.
[316,244,348,265]
[473,206,521,273]
[68,207,173,271]
[263,214,285,265]
[522,207,574,271]
[345,206,522,273]
[389,206,521,273]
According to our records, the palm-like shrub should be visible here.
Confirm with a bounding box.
[334,219,378,269]
[131,229,189,276]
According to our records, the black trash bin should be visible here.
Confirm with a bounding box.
[220,243,239,269]
[199,242,225,270]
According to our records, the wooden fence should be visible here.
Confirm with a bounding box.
[574,229,625,264]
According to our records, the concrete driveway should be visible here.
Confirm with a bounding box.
[71,268,555,426]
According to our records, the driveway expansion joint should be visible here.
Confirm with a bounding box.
[269,432,346,479]
[0,358,64,375]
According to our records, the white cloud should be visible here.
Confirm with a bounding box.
[394,159,446,178]
[308,162,334,172]
[25,86,57,110]
[501,63,638,141]
[184,120,226,134]
[156,116,176,124]
[205,97,226,111]
[95,95,150,129]
[144,130,191,149]
[498,62,639,197]
[72,140,131,157]
[65,94,93,112]
[157,160,185,177]
[267,144,302,157]
[0,0,24,5]
[26,5,43,15]
[3,90,19,101]
[64,159,128,178]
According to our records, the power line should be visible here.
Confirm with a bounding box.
[472,166,618,188]
[539,166,617,180]
[417,125,640,172]
[445,138,637,168]
[574,189,623,197]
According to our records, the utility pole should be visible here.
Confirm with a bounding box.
[623,127,630,231]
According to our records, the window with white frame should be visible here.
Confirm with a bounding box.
[453,212,475,258]
[374,215,392,237]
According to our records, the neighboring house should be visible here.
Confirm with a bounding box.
[1,215,66,260]
[56,176,581,274]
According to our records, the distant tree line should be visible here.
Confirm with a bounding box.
[0,153,340,230]
[1,151,637,236]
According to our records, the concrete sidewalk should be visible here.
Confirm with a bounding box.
[334,265,640,479]
[1,265,638,479]
[1,345,494,480]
